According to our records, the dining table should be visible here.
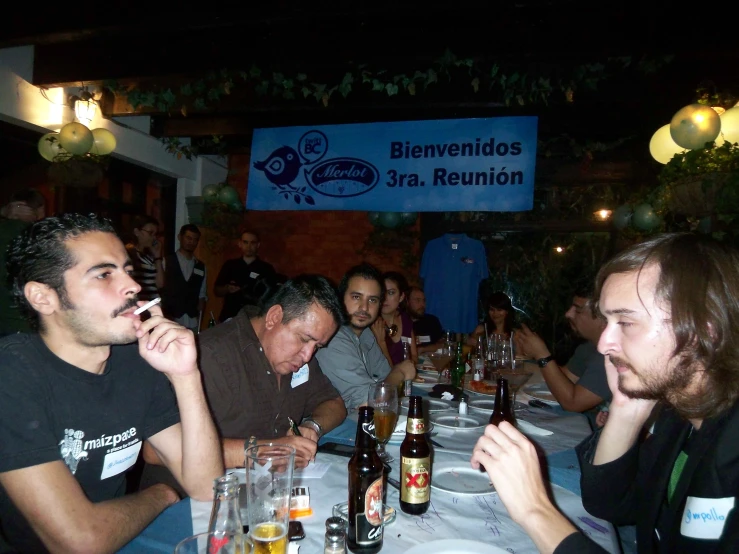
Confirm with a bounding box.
[119,374,619,554]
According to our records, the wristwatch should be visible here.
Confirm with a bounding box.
[301,418,323,439]
[537,355,555,368]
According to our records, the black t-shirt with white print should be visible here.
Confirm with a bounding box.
[0,333,180,553]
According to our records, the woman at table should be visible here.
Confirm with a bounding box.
[379,271,418,365]
[467,291,514,345]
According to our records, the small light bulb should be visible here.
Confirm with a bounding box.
[595,209,612,220]
[554,246,564,253]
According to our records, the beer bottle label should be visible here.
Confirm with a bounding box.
[354,476,384,545]
[405,417,426,434]
[401,456,431,504]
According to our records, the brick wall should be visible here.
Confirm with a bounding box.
[199,153,421,323]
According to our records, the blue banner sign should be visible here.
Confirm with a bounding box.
[246,117,537,211]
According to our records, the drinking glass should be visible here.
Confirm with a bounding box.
[496,360,533,412]
[368,381,399,463]
[244,444,295,554]
[174,532,250,554]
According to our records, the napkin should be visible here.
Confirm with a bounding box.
[393,415,407,434]
[516,419,554,436]
[289,543,300,554]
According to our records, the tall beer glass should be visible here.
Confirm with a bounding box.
[245,444,295,554]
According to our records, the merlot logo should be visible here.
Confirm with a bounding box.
[304,157,379,198]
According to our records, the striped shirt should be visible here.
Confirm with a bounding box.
[129,248,159,301]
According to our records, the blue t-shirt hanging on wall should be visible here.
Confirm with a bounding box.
[420,234,489,333]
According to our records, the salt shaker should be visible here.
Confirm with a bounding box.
[459,396,468,415]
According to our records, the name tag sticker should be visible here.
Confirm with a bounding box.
[418,335,431,344]
[680,496,735,540]
[451,244,458,250]
[291,364,309,388]
[193,268,204,276]
[100,441,142,480]
[401,336,412,344]
[249,272,260,279]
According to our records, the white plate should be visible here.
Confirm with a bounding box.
[401,397,452,413]
[405,539,508,554]
[468,398,496,413]
[430,413,487,430]
[430,462,497,496]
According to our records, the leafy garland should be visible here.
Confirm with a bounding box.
[104,50,673,159]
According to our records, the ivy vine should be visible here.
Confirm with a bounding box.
[104,50,673,160]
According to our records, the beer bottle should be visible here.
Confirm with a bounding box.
[489,377,515,426]
[400,396,431,515]
[451,341,465,388]
[347,407,384,553]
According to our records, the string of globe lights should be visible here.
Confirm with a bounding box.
[609,89,739,232]
[37,87,117,162]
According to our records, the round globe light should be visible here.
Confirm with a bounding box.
[38,132,64,162]
[649,124,684,164]
[669,104,721,150]
[633,203,661,231]
[379,212,401,229]
[719,106,739,145]
[612,205,633,230]
[217,185,240,205]
[367,212,382,226]
[58,122,94,156]
[202,183,222,203]
[90,128,117,156]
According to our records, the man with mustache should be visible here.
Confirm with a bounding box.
[0,214,222,553]
[471,233,739,552]
[317,263,416,411]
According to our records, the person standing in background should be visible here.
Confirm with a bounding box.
[407,286,445,354]
[0,189,46,337]
[214,230,275,322]
[160,224,207,333]
[126,215,164,301]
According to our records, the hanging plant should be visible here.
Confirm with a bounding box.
[656,142,739,216]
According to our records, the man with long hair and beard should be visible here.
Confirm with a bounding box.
[470,233,739,553]
[0,213,222,553]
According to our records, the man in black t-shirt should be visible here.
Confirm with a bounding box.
[0,214,223,553]
[407,286,444,354]
[214,230,276,322]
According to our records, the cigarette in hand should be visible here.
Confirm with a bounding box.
[134,297,162,315]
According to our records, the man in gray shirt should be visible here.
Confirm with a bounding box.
[316,264,416,411]
[515,288,610,413]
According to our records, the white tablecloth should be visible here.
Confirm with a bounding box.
[190,389,620,553]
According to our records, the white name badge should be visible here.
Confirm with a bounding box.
[401,336,411,344]
[249,272,260,279]
[680,495,735,540]
[417,335,431,344]
[193,268,204,276]
[451,244,458,250]
[291,364,310,388]
[100,441,142,480]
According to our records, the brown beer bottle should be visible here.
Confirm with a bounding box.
[347,406,384,553]
[400,396,431,515]
[489,377,515,426]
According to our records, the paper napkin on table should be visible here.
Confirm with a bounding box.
[293,460,331,479]
[517,419,554,436]
[289,543,300,554]
[393,415,407,434]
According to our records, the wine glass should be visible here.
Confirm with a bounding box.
[496,360,533,412]
[427,350,452,384]
[368,382,399,463]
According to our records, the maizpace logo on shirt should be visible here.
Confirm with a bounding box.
[58,426,138,475]
[252,130,379,206]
